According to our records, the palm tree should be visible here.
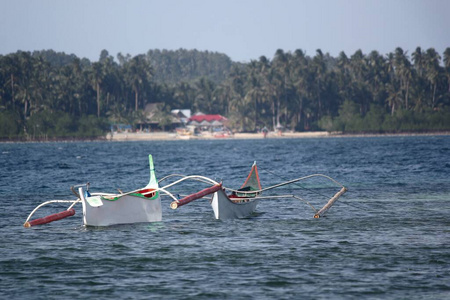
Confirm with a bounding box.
[311,49,327,119]
[254,56,274,129]
[193,77,216,114]
[424,48,441,108]
[212,83,232,117]
[386,82,402,115]
[124,55,153,112]
[366,50,388,107]
[394,47,412,109]
[443,48,450,93]
[412,47,425,77]
[291,49,310,130]
[273,49,291,128]
[173,82,195,109]
[244,60,264,131]
[9,52,34,119]
[349,50,371,114]
[223,64,252,131]
[90,62,104,117]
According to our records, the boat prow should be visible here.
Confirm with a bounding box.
[80,154,162,226]
[211,188,259,219]
[210,161,262,219]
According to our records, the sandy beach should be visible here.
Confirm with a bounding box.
[106,131,332,141]
[2,131,448,143]
[106,130,450,142]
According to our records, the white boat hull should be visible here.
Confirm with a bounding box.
[211,189,258,219]
[80,189,162,226]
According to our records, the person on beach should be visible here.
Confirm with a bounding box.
[262,127,269,138]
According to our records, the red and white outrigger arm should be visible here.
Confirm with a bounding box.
[23,183,87,227]
[169,184,222,209]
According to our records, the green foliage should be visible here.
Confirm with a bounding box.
[317,116,334,132]
[321,100,364,132]
[25,111,108,139]
[338,100,359,124]
[146,49,232,84]
[77,115,109,137]
[1,46,450,140]
[0,111,21,138]
[26,111,58,137]
[319,105,450,133]
[32,50,84,68]
[364,105,385,132]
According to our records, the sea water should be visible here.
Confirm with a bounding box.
[0,136,449,299]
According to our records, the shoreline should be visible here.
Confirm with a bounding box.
[107,131,331,141]
[106,130,450,142]
[1,131,449,143]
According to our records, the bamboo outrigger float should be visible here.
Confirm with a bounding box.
[23,154,347,227]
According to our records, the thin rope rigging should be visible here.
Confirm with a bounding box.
[259,167,341,200]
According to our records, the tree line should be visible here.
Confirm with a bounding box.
[0,47,449,140]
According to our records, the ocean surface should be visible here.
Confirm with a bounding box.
[0,136,449,299]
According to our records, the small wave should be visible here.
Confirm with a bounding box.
[58,163,71,169]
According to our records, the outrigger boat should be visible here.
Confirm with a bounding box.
[23,155,347,227]
[166,162,347,220]
[24,155,162,227]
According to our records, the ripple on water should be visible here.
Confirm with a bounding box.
[0,137,449,299]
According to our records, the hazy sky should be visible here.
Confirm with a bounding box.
[1,0,449,62]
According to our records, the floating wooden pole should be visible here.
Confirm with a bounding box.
[314,187,347,218]
[170,184,222,209]
[24,208,76,227]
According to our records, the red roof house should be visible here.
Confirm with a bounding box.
[187,114,228,131]
[188,114,228,123]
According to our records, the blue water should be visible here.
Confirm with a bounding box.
[1,136,449,299]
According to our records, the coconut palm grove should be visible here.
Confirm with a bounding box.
[1,47,449,140]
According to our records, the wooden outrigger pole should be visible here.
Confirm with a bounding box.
[23,199,80,228]
[170,184,222,209]
[313,186,348,218]
[24,208,76,227]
